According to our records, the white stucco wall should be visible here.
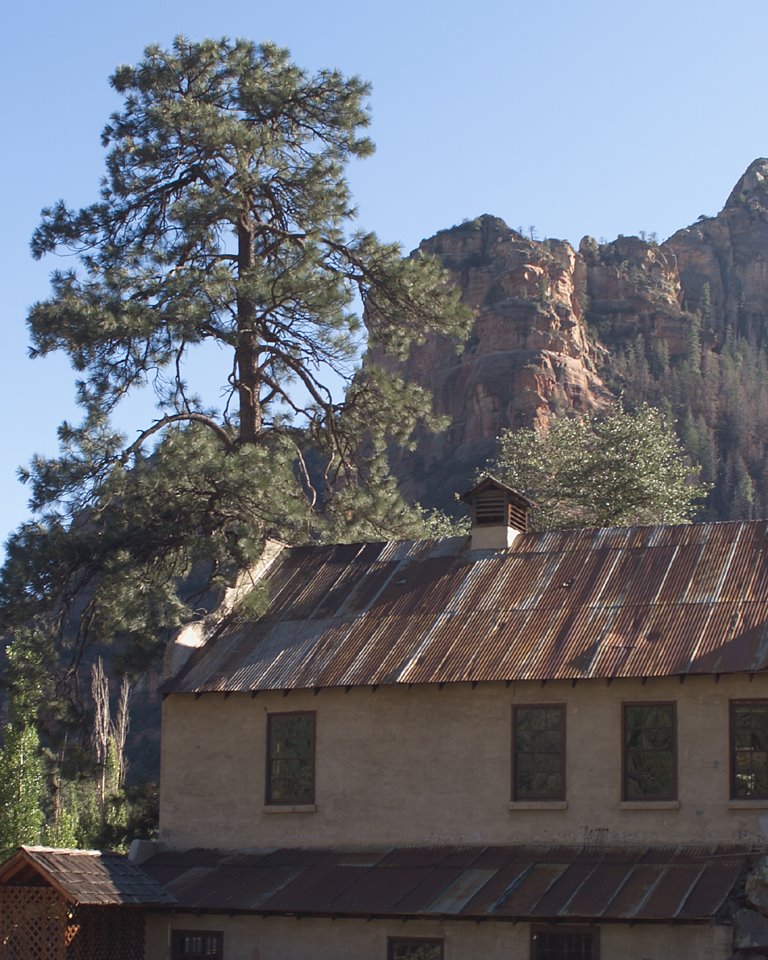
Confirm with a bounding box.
[158,673,768,849]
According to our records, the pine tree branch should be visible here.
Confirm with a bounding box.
[122,413,234,460]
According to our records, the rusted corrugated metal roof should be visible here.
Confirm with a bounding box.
[166,521,768,694]
[140,844,749,922]
[0,847,175,906]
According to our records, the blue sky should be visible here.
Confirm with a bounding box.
[1,0,767,545]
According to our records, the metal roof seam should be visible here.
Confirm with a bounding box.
[551,861,601,916]
[674,864,711,919]
[488,863,534,916]
[624,864,669,919]
[682,597,720,674]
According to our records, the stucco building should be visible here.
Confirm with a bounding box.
[4,478,768,958]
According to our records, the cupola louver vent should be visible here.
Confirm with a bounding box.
[475,490,507,526]
[461,475,535,550]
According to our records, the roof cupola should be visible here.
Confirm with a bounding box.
[461,476,534,550]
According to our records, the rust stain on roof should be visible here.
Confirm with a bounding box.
[166,522,768,694]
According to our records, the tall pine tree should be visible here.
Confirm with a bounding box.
[1,38,468,704]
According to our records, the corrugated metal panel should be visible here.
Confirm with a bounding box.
[316,866,431,914]
[682,855,747,917]
[338,562,398,616]
[422,869,499,914]
[692,603,768,674]
[166,519,768,694]
[605,863,664,917]
[458,856,532,915]
[719,537,764,601]
[564,860,639,917]
[371,557,459,618]
[633,864,706,920]
[392,866,466,913]
[343,615,435,687]
[140,844,750,921]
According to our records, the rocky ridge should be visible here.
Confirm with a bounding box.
[381,159,768,515]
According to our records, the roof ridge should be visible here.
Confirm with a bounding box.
[22,845,104,855]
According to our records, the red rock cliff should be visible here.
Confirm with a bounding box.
[375,160,768,515]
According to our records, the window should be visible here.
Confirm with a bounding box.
[171,931,223,959]
[513,704,565,800]
[731,700,768,799]
[622,702,676,800]
[388,938,444,960]
[531,927,597,960]
[266,711,315,804]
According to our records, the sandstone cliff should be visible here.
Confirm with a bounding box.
[383,159,768,517]
[381,217,612,508]
[667,158,768,337]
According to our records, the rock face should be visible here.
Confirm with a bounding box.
[580,233,688,355]
[667,158,768,335]
[380,160,768,513]
[381,217,612,508]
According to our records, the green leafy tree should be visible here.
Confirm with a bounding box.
[0,38,468,698]
[0,641,46,858]
[44,781,80,850]
[0,722,45,858]
[487,403,708,530]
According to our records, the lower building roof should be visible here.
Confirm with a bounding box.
[140,843,752,923]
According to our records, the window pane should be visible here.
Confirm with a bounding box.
[389,939,443,960]
[533,930,594,960]
[268,713,315,804]
[732,702,768,799]
[514,705,565,800]
[172,932,222,959]
[623,704,675,800]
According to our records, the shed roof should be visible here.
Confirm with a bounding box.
[0,846,175,906]
[166,520,768,693]
[140,844,750,922]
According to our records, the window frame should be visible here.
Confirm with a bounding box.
[387,937,445,960]
[530,925,599,960]
[170,930,223,960]
[512,703,566,802]
[265,710,316,806]
[730,699,768,800]
[621,701,677,802]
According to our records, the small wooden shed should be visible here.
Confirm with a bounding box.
[0,846,174,960]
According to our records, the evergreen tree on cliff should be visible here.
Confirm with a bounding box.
[0,38,468,706]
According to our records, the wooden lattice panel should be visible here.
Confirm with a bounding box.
[0,885,67,960]
[66,906,145,960]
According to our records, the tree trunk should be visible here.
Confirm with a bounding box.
[236,221,263,444]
